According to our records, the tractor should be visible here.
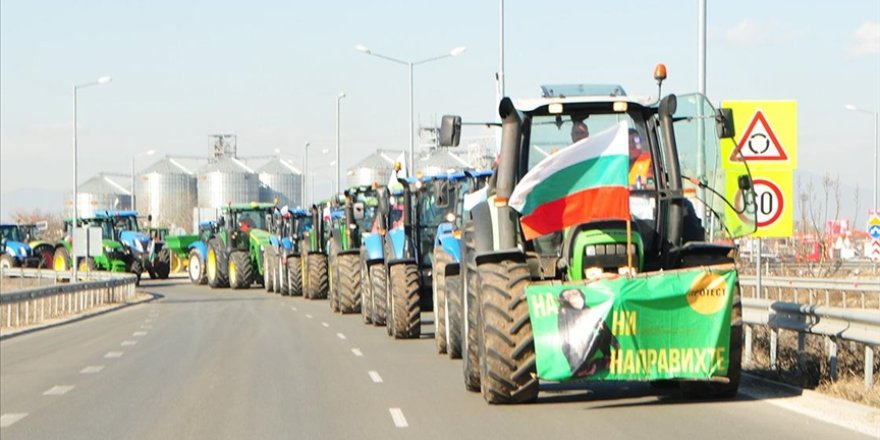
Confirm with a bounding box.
[442,76,757,404]
[264,207,310,296]
[301,203,331,300]
[205,203,274,289]
[179,221,217,285]
[327,188,375,314]
[0,223,45,269]
[429,169,493,357]
[360,185,405,327]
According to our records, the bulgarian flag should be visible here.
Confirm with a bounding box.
[510,121,631,240]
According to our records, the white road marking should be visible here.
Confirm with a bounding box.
[133,331,147,337]
[336,333,346,340]
[351,348,363,357]
[368,371,383,383]
[121,340,138,346]
[80,365,105,374]
[0,413,28,428]
[104,351,124,358]
[43,385,75,396]
[305,314,313,319]
[389,408,408,428]
[291,307,298,311]
[321,322,329,327]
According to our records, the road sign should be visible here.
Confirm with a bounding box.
[721,101,797,169]
[870,213,880,262]
[870,225,880,240]
[727,170,793,238]
[73,227,103,258]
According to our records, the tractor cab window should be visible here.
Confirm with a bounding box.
[115,216,139,232]
[0,225,23,242]
[234,211,267,231]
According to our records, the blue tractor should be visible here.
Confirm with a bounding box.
[264,207,311,296]
[186,220,218,285]
[0,223,44,269]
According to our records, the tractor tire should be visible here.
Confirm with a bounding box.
[461,223,481,391]
[446,271,463,359]
[680,289,743,399]
[206,239,229,288]
[229,251,253,289]
[34,245,54,269]
[189,249,207,285]
[147,266,158,280]
[328,241,340,312]
[370,264,387,326]
[171,252,184,273]
[336,254,361,314]
[306,254,328,300]
[389,263,420,339]
[288,256,303,297]
[477,259,539,404]
[53,247,70,272]
[130,259,143,286]
[78,257,96,272]
[155,247,171,279]
[278,256,290,295]
[360,260,373,324]
[432,248,451,354]
[0,254,19,271]
[264,250,276,293]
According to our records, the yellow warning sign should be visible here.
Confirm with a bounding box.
[721,101,797,170]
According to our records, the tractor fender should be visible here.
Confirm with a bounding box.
[281,237,293,251]
[188,241,208,262]
[388,227,406,260]
[435,223,461,263]
[269,235,281,247]
[4,240,30,259]
[469,200,494,254]
[475,249,526,266]
[362,233,385,263]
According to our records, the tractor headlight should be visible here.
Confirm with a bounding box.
[445,212,456,223]
[585,246,596,257]
[104,246,113,253]
[349,223,357,230]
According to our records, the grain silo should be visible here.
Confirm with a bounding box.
[66,173,132,218]
[197,157,260,209]
[136,157,198,230]
[346,149,401,188]
[257,158,302,208]
[416,149,470,178]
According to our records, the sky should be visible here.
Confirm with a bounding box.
[1,0,879,224]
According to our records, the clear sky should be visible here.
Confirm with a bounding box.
[1,1,879,222]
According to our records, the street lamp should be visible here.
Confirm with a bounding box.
[131,149,155,216]
[846,104,880,211]
[72,75,112,282]
[303,141,310,206]
[336,92,346,197]
[355,44,466,173]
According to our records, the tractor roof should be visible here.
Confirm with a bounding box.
[94,210,139,218]
[224,202,275,212]
[512,95,656,114]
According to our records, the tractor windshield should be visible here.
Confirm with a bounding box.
[233,210,268,231]
[115,216,140,232]
[0,225,24,242]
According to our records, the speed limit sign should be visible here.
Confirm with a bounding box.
[753,179,784,227]
[728,170,793,238]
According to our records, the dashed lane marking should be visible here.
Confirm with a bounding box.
[321,322,329,327]
[291,307,298,311]
[351,348,363,357]
[80,365,105,374]
[305,314,313,319]
[337,333,346,340]
[0,414,28,428]
[104,351,124,358]
[389,408,408,428]
[368,371,383,383]
[133,331,147,337]
[141,325,153,329]
[121,340,138,346]
[43,385,75,396]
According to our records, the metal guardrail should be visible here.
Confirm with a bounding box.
[0,267,138,331]
[740,276,880,309]
[742,297,880,387]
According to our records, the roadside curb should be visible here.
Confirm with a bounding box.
[741,373,880,438]
[0,291,161,340]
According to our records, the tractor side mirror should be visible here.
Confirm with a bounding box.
[439,115,462,147]
[716,108,735,139]
[353,202,365,220]
[218,217,226,228]
[738,174,752,191]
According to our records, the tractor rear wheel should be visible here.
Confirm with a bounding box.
[0,254,19,271]
[130,259,143,286]
[337,254,361,314]
[288,256,303,297]
[680,288,743,399]
[155,247,171,279]
[389,263,420,339]
[328,241,340,312]
[278,256,290,295]
[189,249,206,285]
[229,251,253,289]
[361,260,373,324]
[53,247,70,272]
[477,259,538,404]
[206,239,228,288]
[78,257,96,272]
[446,270,463,359]
[461,223,481,391]
[34,245,54,269]
[370,264,386,326]
[306,254,328,300]
[433,248,451,354]
[264,250,276,292]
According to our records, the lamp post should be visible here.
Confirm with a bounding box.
[72,75,112,282]
[131,149,155,216]
[336,92,346,197]
[303,141,310,206]
[355,44,466,173]
[846,104,880,210]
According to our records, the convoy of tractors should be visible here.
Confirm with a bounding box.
[4,71,759,405]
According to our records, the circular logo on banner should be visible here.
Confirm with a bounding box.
[687,273,729,315]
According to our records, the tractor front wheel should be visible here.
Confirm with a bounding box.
[53,247,70,272]
[389,263,420,339]
[229,251,253,289]
[155,247,171,279]
[306,254,328,300]
[206,240,228,288]
[189,250,207,285]
[337,254,361,314]
[370,264,386,326]
[288,256,302,296]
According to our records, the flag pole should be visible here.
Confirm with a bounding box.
[626,218,633,273]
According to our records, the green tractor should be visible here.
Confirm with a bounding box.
[205,203,275,289]
[443,77,757,404]
[301,203,330,300]
[327,187,378,314]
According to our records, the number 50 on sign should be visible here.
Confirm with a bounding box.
[727,170,793,238]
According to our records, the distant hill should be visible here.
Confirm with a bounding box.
[0,188,65,222]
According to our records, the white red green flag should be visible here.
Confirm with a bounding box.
[509,121,631,240]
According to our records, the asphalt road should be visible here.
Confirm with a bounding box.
[0,279,874,440]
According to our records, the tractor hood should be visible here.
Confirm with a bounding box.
[3,240,32,258]
[248,229,272,249]
[119,231,151,253]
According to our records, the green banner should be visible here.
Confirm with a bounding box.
[526,266,737,382]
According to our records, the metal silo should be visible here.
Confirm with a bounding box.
[137,157,198,230]
[257,158,302,208]
[416,149,470,178]
[346,149,401,188]
[197,157,260,209]
[66,173,132,218]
